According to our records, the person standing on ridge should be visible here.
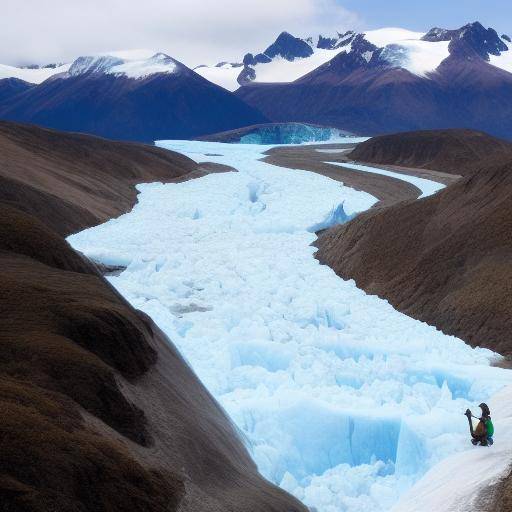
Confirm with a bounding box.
[465,403,494,446]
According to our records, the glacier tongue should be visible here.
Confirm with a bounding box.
[67,141,512,512]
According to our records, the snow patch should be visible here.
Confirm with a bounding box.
[0,63,70,84]
[67,52,178,80]
[382,40,450,77]
[194,62,242,91]
[316,148,352,154]
[490,44,512,73]
[329,162,445,198]
[109,53,177,79]
[249,48,350,84]
[364,28,426,47]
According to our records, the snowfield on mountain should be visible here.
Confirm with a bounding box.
[68,140,512,512]
[195,24,512,91]
[0,62,70,83]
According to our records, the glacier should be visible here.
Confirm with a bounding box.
[237,124,356,145]
[67,141,512,512]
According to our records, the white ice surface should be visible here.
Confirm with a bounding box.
[194,63,243,91]
[316,149,352,154]
[364,28,426,47]
[490,46,512,74]
[0,63,70,84]
[68,140,512,512]
[108,53,177,79]
[383,39,450,77]
[251,49,349,84]
[364,29,450,77]
[68,52,178,80]
[329,162,445,198]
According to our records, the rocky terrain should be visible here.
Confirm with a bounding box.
[0,121,305,512]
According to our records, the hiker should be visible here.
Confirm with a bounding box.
[465,403,494,446]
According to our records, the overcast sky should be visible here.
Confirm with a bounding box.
[1,0,510,67]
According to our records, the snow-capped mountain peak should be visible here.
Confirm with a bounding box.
[263,31,314,61]
[194,22,512,91]
[108,53,179,79]
[68,55,125,76]
[195,27,441,90]
[67,52,180,80]
[195,30,357,91]
[422,21,508,59]
[0,50,184,86]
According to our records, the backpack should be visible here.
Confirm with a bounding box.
[485,418,494,437]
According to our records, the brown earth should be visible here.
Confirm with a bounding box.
[485,467,512,512]
[315,130,512,358]
[0,120,235,236]
[0,122,305,512]
[348,129,512,176]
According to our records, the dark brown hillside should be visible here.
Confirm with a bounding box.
[0,122,306,512]
[0,204,181,509]
[0,120,199,235]
[316,130,512,356]
[349,129,512,175]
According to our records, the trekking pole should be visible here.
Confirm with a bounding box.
[463,410,480,420]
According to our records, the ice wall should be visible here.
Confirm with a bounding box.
[239,123,349,144]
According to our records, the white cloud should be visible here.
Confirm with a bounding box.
[0,0,362,67]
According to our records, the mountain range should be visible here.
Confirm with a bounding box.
[1,22,512,141]
[234,22,512,139]
[0,52,266,142]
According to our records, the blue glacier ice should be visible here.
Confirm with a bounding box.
[67,140,512,512]
[238,123,354,145]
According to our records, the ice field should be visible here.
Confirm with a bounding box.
[68,141,512,512]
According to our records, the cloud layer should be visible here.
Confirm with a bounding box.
[1,0,361,67]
